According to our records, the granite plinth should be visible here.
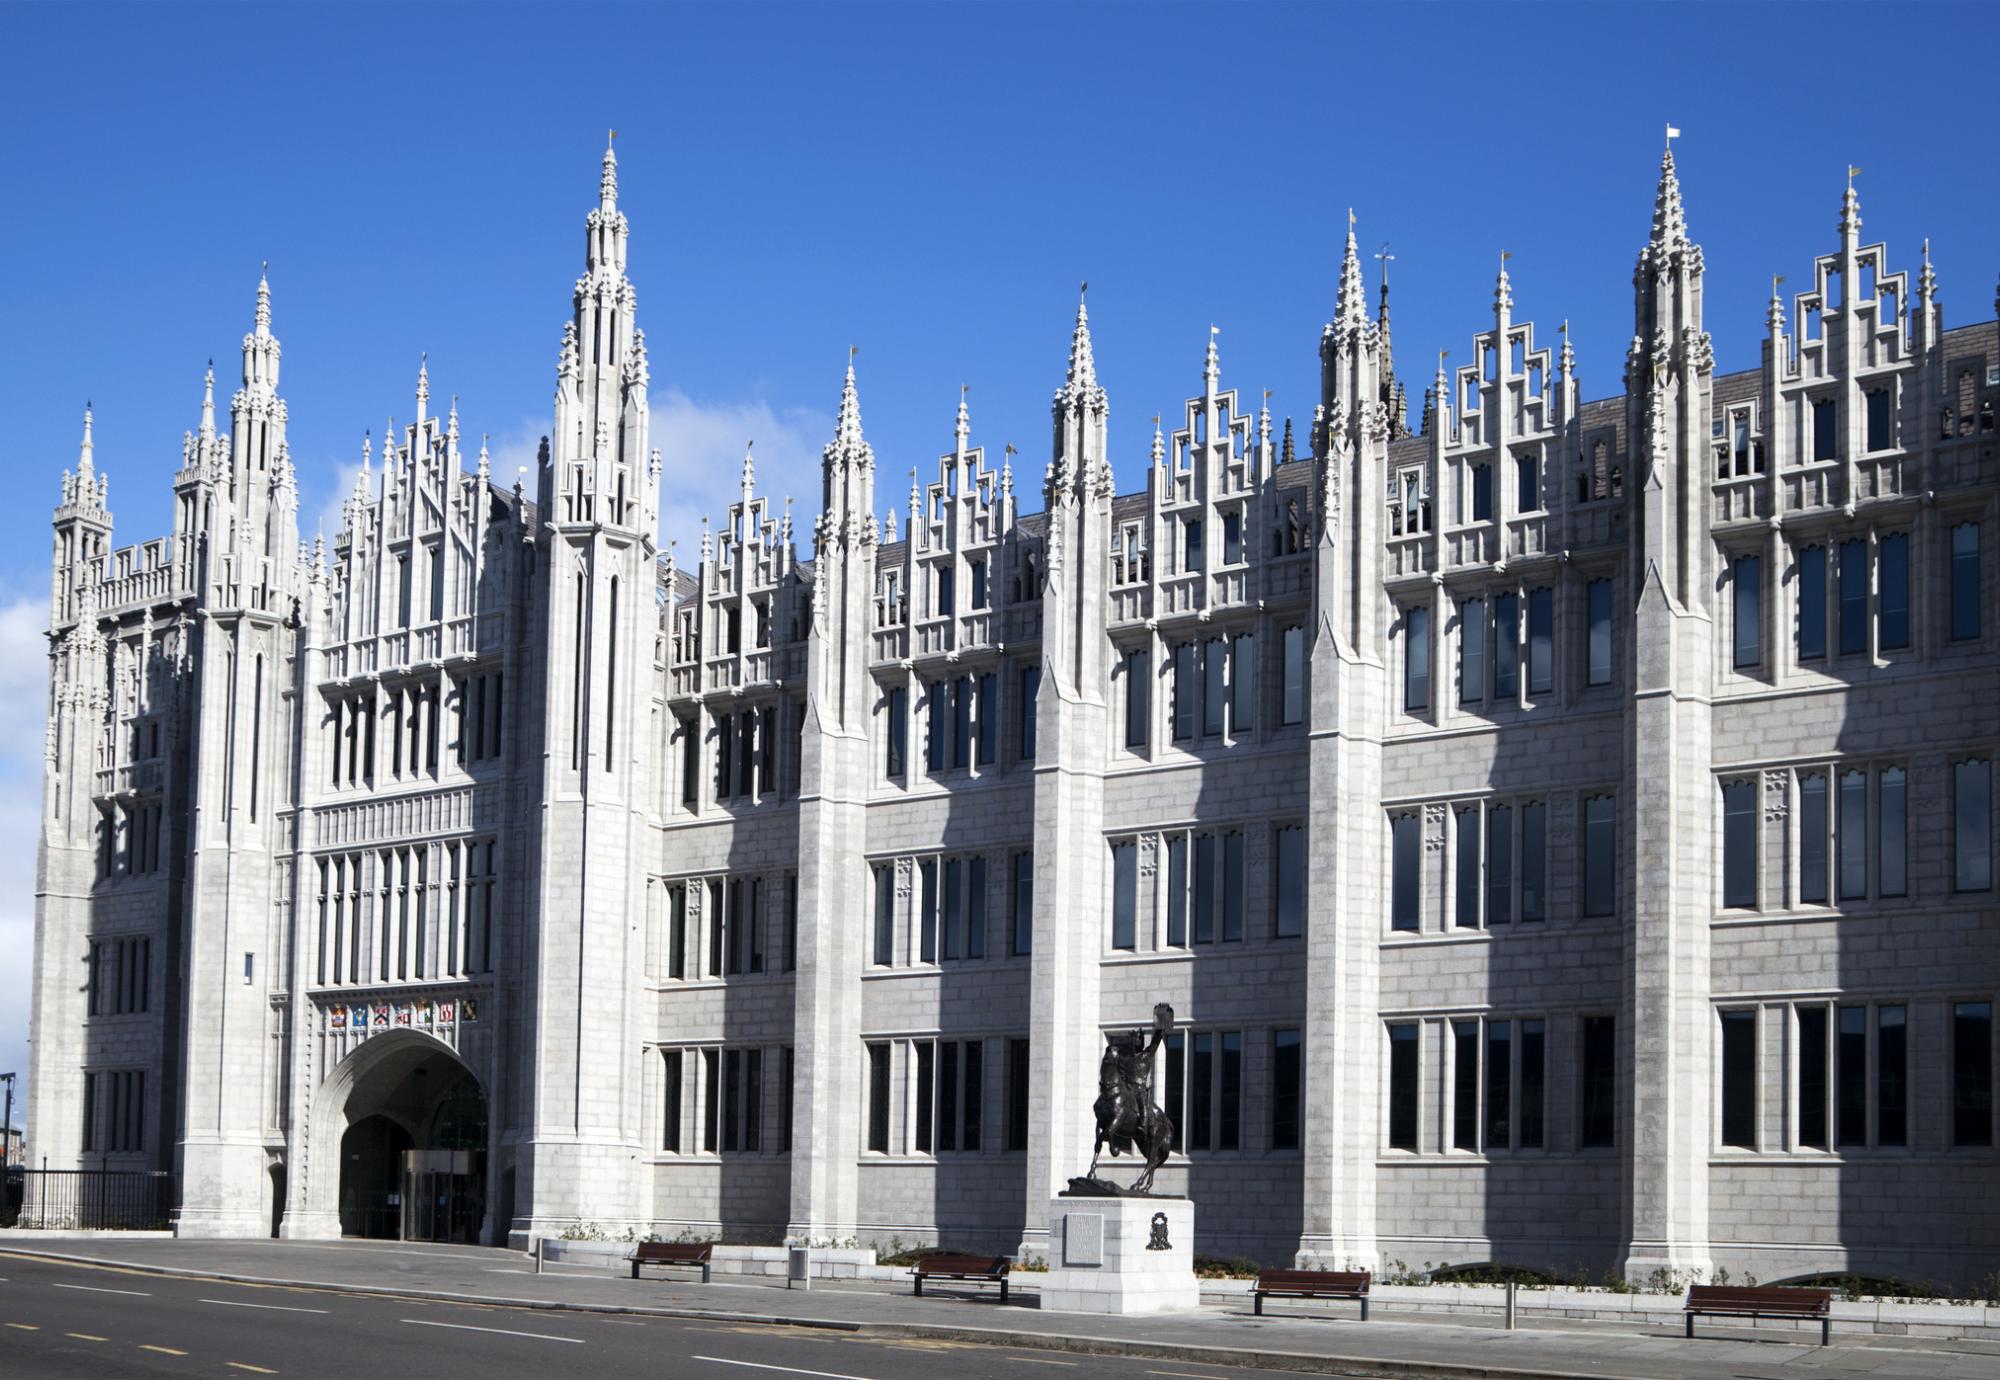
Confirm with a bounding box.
[1038,1195,1198,1315]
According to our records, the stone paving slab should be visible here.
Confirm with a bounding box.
[2,1237,1997,1380]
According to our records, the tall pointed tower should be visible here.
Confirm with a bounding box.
[1018,292,1115,1255]
[176,273,305,1235]
[1296,220,1390,1271]
[513,138,660,1242]
[787,359,877,1243]
[1619,141,1717,1282]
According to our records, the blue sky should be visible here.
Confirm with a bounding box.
[1,0,1993,1129]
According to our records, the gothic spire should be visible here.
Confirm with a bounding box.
[834,355,867,456]
[254,263,272,337]
[415,354,430,422]
[1204,325,1220,391]
[1064,285,1100,398]
[1651,145,1688,248]
[955,385,970,452]
[1280,416,1295,465]
[1151,414,1165,468]
[199,360,216,440]
[1839,164,1862,242]
[600,130,619,212]
[77,403,94,480]
[1335,212,1367,335]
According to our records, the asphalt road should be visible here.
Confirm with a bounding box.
[0,1253,1278,1380]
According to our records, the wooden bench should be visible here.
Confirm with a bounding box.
[1252,1269,1371,1319]
[630,1241,713,1283]
[911,1252,1011,1303]
[1683,1284,1832,1345]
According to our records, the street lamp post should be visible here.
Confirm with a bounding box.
[0,1072,14,1171]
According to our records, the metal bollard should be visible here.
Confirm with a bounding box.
[1505,1280,1517,1330]
[535,1237,547,1275]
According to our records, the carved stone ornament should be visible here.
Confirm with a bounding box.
[1147,1212,1172,1251]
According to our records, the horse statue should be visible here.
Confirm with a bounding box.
[1085,1003,1176,1194]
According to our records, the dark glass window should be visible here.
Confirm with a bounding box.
[1203,640,1226,736]
[1812,397,1837,462]
[1165,1033,1185,1153]
[1222,832,1244,942]
[1957,759,1992,892]
[886,687,907,776]
[1460,598,1487,703]
[1951,524,1981,642]
[1865,387,1892,452]
[1007,1037,1031,1151]
[1485,1020,1513,1149]
[1124,650,1148,748]
[1487,804,1513,926]
[1879,768,1907,897]
[1526,588,1553,694]
[1272,1030,1302,1151]
[1471,463,1493,521]
[914,1042,934,1153]
[1454,807,1480,929]
[1388,1023,1419,1150]
[1798,546,1826,659]
[1189,1032,1214,1150]
[1879,533,1909,650]
[1720,1009,1758,1149]
[662,1050,683,1152]
[1584,796,1615,917]
[1733,554,1762,668]
[873,864,894,966]
[1020,666,1040,761]
[1282,626,1304,725]
[1953,1001,1992,1147]
[1166,835,1188,947]
[1799,772,1829,904]
[1587,579,1612,686]
[1231,633,1255,733]
[1011,852,1033,956]
[1390,814,1419,931]
[1798,1005,1828,1149]
[1452,1019,1480,1150]
[1193,834,1215,943]
[1580,1015,1616,1148]
[1838,771,1867,900]
[1519,1019,1545,1149]
[1404,606,1430,712]
[1878,1006,1907,1147]
[1172,644,1196,741]
[1722,780,1757,909]
[1838,539,1868,656]
[1218,1031,1242,1151]
[1274,826,1305,939]
[1111,842,1137,950]
[1494,594,1518,698]
[1520,801,1546,922]
[1836,1006,1867,1148]
[919,859,938,962]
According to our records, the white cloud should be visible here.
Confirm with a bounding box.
[0,596,47,1115]
[651,388,828,563]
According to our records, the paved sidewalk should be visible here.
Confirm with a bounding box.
[3,1237,1998,1379]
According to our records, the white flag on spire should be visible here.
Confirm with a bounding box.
[1666,124,1681,140]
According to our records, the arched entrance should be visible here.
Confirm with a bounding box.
[326,1035,488,1245]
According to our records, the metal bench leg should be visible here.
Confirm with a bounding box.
[1360,1298,1368,1322]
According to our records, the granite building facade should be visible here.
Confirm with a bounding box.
[29,142,2000,1286]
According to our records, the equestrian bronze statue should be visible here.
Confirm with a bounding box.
[1078,1002,1176,1195]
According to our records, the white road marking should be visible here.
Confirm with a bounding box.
[50,1283,150,1297]
[200,1298,331,1314]
[692,1358,877,1380]
[401,1318,584,1344]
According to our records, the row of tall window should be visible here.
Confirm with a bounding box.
[79,1068,146,1154]
[862,1028,1304,1157]
[660,875,799,979]
[1720,759,1989,909]
[871,854,1032,966]
[86,936,151,1017]
[678,698,805,811]
[326,671,506,789]
[1386,1015,1616,1152]
[1402,578,1618,715]
[659,1045,794,1155]
[313,840,498,987]
[1717,1000,1991,1151]
[1121,627,1308,749]
[1729,522,1983,672]
[1389,795,1617,931]
[95,800,164,881]
[1107,826,1307,951]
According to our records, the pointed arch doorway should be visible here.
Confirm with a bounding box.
[330,1035,488,1244]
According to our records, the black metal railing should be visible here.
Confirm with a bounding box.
[7,1169,175,1230]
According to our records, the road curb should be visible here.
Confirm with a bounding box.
[0,1245,1667,1380]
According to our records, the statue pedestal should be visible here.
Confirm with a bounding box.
[1038,1196,1199,1315]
